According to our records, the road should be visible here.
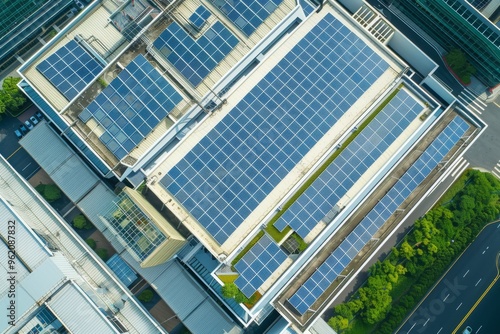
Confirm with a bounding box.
[397,223,500,334]
[459,277,500,334]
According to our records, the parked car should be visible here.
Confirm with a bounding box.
[35,111,44,120]
[75,0,84,9]
[25,120,34,130]
[29,116,39,126]
[463,327,472,334]
[14,129,22,139]
[19,125,28,135]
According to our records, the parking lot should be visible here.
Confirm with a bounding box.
[0,104,43,179]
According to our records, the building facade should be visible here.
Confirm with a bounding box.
[392,0,500,87]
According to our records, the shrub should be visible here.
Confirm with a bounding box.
[73,214,92,229]
[85,238,96,249]
[35,183,62,202]
[138,289,154,303]
[95,248,108,261]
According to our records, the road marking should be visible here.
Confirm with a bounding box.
[456,302,462,310]
[437,327,443,334]
[457,92,484,115]
[461,88,486,107]
[452,274,500,333]
[476,278,482,286]
[6,146,21,160]
[423,318,430,326]
[443,293,450,302]
[22,162,32,171]
[408,323,416,333]
[476,325,482,333]
[463,270,469,278]
[487,246,489,250]
[482,250,486,254]
[452,159,468,178]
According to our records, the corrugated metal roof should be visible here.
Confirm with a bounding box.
[0,199,51,270]
[20,122,99,202]
[47,282,119,334]
[120,254,243,334]
[0,157,166,334]
[78,182,117,231]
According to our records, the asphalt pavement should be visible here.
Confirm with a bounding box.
[460,277,500,334]
[397,223,500,334]
[0,107,42,179]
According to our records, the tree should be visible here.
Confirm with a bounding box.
[400,241,415,260]
[35,183,62,202]
[334,304,353,319]
[221,282,239,299]
[85,238,96,249]
[73,214,92,229]
[0,77,26,115]
[445,49,476,84]
[138,289,154,303]
[328,315,349,332]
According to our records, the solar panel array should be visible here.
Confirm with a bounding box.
[36,40,103,101]
[106,254,138,287]
[234,234,287,297]
[153,21,239,86]
[79,54,183,159]
[160,13,389,244]
[209,0,284,36]
[189,5,211,29]
[274,90,423,239]
[288,116,470,315]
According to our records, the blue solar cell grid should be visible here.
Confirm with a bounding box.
[36,40,103,100]
[274,89,424,239]
[210,0,284,36]
[106,254,138,287]
[78,54,183,159]
[160,13,389,244]
[234,234,287,298]
[153,21,239,86]
[288,116,469,315]
[189,6,211,29]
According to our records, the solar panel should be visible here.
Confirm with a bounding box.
[36,39,104,100]
[106,254,138,287]
[209,0,284,36]
[78,54,183,159]
[288,116,469,315]
[234,234,287,297]
[189,6,211,30]
[161,13,389,244]
[274,89,424,238]
[153,21,238,86]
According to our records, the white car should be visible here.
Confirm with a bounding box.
[463,326,472,334]
[75,0,84,9]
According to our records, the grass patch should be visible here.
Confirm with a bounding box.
[265,86,404,242]
[231,231,264,267]
[217,274,238,284]
[97,77,108,88]
[435,169,470,207]
[243,291,262,309]
[291,232,308,252]
[264,224,291,243]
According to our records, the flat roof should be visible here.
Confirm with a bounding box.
[149,6,403,255]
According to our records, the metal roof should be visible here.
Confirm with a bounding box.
[19,121,100,203]
[47,282,120,334]
[0,156,166,334]
[78,182,117,231]
[121,252,242,334]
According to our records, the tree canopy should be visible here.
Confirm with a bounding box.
[0,77,27,117]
